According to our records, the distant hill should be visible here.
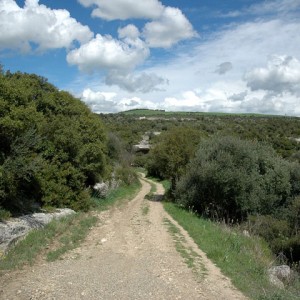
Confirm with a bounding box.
[119,108,282,118]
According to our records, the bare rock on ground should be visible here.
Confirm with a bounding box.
[0,208,75,255]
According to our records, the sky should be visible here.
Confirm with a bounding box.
[1,0,300,116]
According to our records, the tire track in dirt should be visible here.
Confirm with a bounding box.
[0,175,247,299]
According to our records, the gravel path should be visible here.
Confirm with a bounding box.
[0,176,248,299]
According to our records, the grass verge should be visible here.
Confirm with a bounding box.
[0,213,96,271]
[91,181,141,211]
[0,181,142,271]
[46,214,97,262]
[163,217,207,278]
[164,202,300,300]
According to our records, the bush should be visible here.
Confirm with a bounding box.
[0,71,108,214]
[0,207,11,220]
[175,136,296,221]
[146,127,202,192]
[115,165,138,186]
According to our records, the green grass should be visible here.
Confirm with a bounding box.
[0,208,11,221]
[163,217,207,277]
[91,181,141,211]
[164,202,300,300]
[0,213,81,270]
[144,178,157,201]
[141,202,150,216]
[0,181,142,271]
[46,214,97,261]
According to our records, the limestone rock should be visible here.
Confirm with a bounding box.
[0,208,75,255]
[268,265,292,288]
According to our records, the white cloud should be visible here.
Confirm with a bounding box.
[66,33,149,72]
[80,88,118,113]
[143,7,197,48]
[245,55,300,96]
[105,70,168,93]
[78,0,197,48]
[80,88,158,113]
[223,0,300,18]
[0,0,93,52]
[67,26,168,92]
[118,24,140,40]
[78,0,164,20]
[73,3,299,116]
[247,0,300,16]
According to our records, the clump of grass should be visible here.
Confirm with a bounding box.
[144,180,157,201]
[92,181,141,211]
[164,202,300,300]
[141,202,150,216]
[47,214,97,261]
[0,207,11,221]
[163,217,207,277]
[0,214,79,270]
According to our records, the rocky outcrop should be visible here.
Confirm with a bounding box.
[0,208,75,256]
[268,265,293,289]
[133,131,161,153]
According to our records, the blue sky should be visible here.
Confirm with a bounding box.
[1,0,300,116]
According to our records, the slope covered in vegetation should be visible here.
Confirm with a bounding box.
[0,70,108,216]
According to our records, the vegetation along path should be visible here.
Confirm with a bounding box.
[0,176,247,299]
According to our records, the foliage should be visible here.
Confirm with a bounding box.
[175,135,297,221]
[100,111,300,160]
[146,127,202,192]
[0,71,107,213]
[91,180,141,211]
[46,214,97,261]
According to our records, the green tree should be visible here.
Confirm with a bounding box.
[175,136,296,221]
[147,127,202,193]
[0,70,108,213]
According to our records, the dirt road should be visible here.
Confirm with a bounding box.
[0,176,247,299]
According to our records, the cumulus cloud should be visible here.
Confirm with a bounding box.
[118,24,140,40]
[0,0,93,52]
[67,25,169,92]
[215,62,233,75]
[80,88,118,113]
[105,71,168,93]
[143,7,197,48]
[78,0,164,20]
[78,0,197,48]
[245,55,300,96]
[80,88,158,113]
[66,33,149,72]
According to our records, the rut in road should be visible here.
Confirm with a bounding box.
[0,176,248,300]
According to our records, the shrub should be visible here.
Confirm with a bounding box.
[175,136,295,221]
[0,71,108,214]
[146,127,202,192]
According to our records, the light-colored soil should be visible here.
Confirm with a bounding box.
[0,176,248,299]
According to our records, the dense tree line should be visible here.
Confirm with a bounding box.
[100,110,300,161]
[0,70,108,216]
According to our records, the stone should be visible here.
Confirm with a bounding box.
[0,208,75,255]
[242,230,250,237]
[268,265,292,288]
